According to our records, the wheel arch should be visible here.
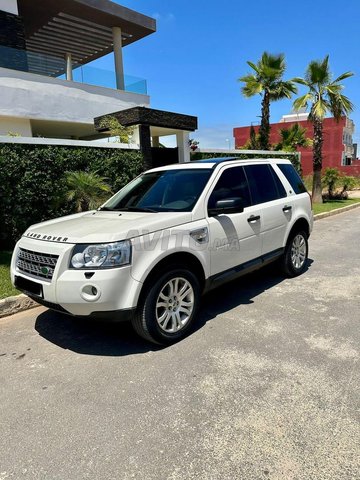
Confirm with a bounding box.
[287,217,311,243]
[138,252,206,303]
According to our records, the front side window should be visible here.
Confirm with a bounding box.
[244,164,285,205]
[208,166,251,210]
[102,168,213,213]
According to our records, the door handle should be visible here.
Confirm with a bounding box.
[282,205,292,213]
[247,215,260,223]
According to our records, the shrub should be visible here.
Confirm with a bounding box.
[339,175,357,199]
[0,143,143,248]
[64,171,112,212]
[322,168,341,199]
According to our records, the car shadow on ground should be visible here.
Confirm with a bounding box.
[35,259,313,357]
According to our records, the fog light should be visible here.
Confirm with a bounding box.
[80,284,101,302]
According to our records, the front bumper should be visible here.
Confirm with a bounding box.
[11,237,142,317]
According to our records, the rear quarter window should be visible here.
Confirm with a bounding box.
[277,164,307,194]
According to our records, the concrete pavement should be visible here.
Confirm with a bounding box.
[0,209,359,479]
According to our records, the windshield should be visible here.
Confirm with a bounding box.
[101,168,213,213]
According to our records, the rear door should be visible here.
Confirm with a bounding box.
[244,164,291,256]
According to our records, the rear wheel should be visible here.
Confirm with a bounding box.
[132,267,201,345]
[281,230,308,277]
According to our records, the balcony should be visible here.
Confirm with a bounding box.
[0,45,147,94]
[0,46,150,139]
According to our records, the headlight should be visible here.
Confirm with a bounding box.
[70,241,131,269]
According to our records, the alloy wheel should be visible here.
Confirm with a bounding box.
[155,277,195,333]
[291,234,307,270]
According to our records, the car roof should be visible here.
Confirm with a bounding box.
[147,157,292,173]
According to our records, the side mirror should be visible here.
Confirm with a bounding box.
[208,197,244,217]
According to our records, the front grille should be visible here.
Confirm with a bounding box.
[16,248,59,281]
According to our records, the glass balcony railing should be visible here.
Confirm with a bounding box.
[0,45,147,95]
[68,66,147,95]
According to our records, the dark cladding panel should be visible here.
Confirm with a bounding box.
[0,11,28,71]
[95,107,198,132]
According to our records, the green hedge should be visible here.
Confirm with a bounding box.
[191,151,302,174]
[0,144,143,248]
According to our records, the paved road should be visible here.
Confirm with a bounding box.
[0,210,359,480]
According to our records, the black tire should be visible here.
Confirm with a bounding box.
[132,267,201,345]
[281,230,309,277]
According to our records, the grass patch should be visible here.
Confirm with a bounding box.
[313,198,360,215]
[0,251,19,299]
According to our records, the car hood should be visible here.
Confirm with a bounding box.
[23,211,193,244]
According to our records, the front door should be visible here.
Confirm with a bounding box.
[206,165,262,276]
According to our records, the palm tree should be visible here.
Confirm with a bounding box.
[65,171,112,212]
[293,56,354,203]
[239,52,297,150]
[274,123,312,152]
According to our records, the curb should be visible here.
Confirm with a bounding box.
[1,201,360,319]
[0,294,39,319]
[313,201,360,221]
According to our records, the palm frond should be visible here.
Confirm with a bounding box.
[311,98,331,120]
[246,61,259,74]
[328,92,354,119]
[270,80,297,100]
[325,84,343,95]
[261,52,286,73]
[239,75,263,97]
[332,71,353,83]
[305,56,331,85]
[293,93,313,111]
[293,77,309,87]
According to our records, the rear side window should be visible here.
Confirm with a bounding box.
[244,164,286,205]
[277,163,307,194]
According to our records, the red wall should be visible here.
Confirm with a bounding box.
[233,117,360,177]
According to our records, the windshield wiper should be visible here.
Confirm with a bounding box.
[118,206,158,213]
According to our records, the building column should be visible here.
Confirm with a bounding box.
[112,26,125,90]
[138,124,152,170]
[176,131,190,163]
[152,136,160,147]
[65,53,73,81]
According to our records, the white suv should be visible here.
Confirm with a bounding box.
[11,158,313,344]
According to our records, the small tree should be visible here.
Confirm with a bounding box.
[65,171,112,212]
[238,125,260,150]
[98,115,134,144]
[340,175,357,199]
[274,123,312,152]
[322,168,340,199]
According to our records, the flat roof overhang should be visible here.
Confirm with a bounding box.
[94,107,198,134]
[17,0,156,76]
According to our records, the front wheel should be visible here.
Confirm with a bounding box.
[132,267,201,345]
[281,230,309,277]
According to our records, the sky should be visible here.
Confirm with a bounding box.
[92,0,360,149]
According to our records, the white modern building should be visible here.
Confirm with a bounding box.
[0,0,155,140]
